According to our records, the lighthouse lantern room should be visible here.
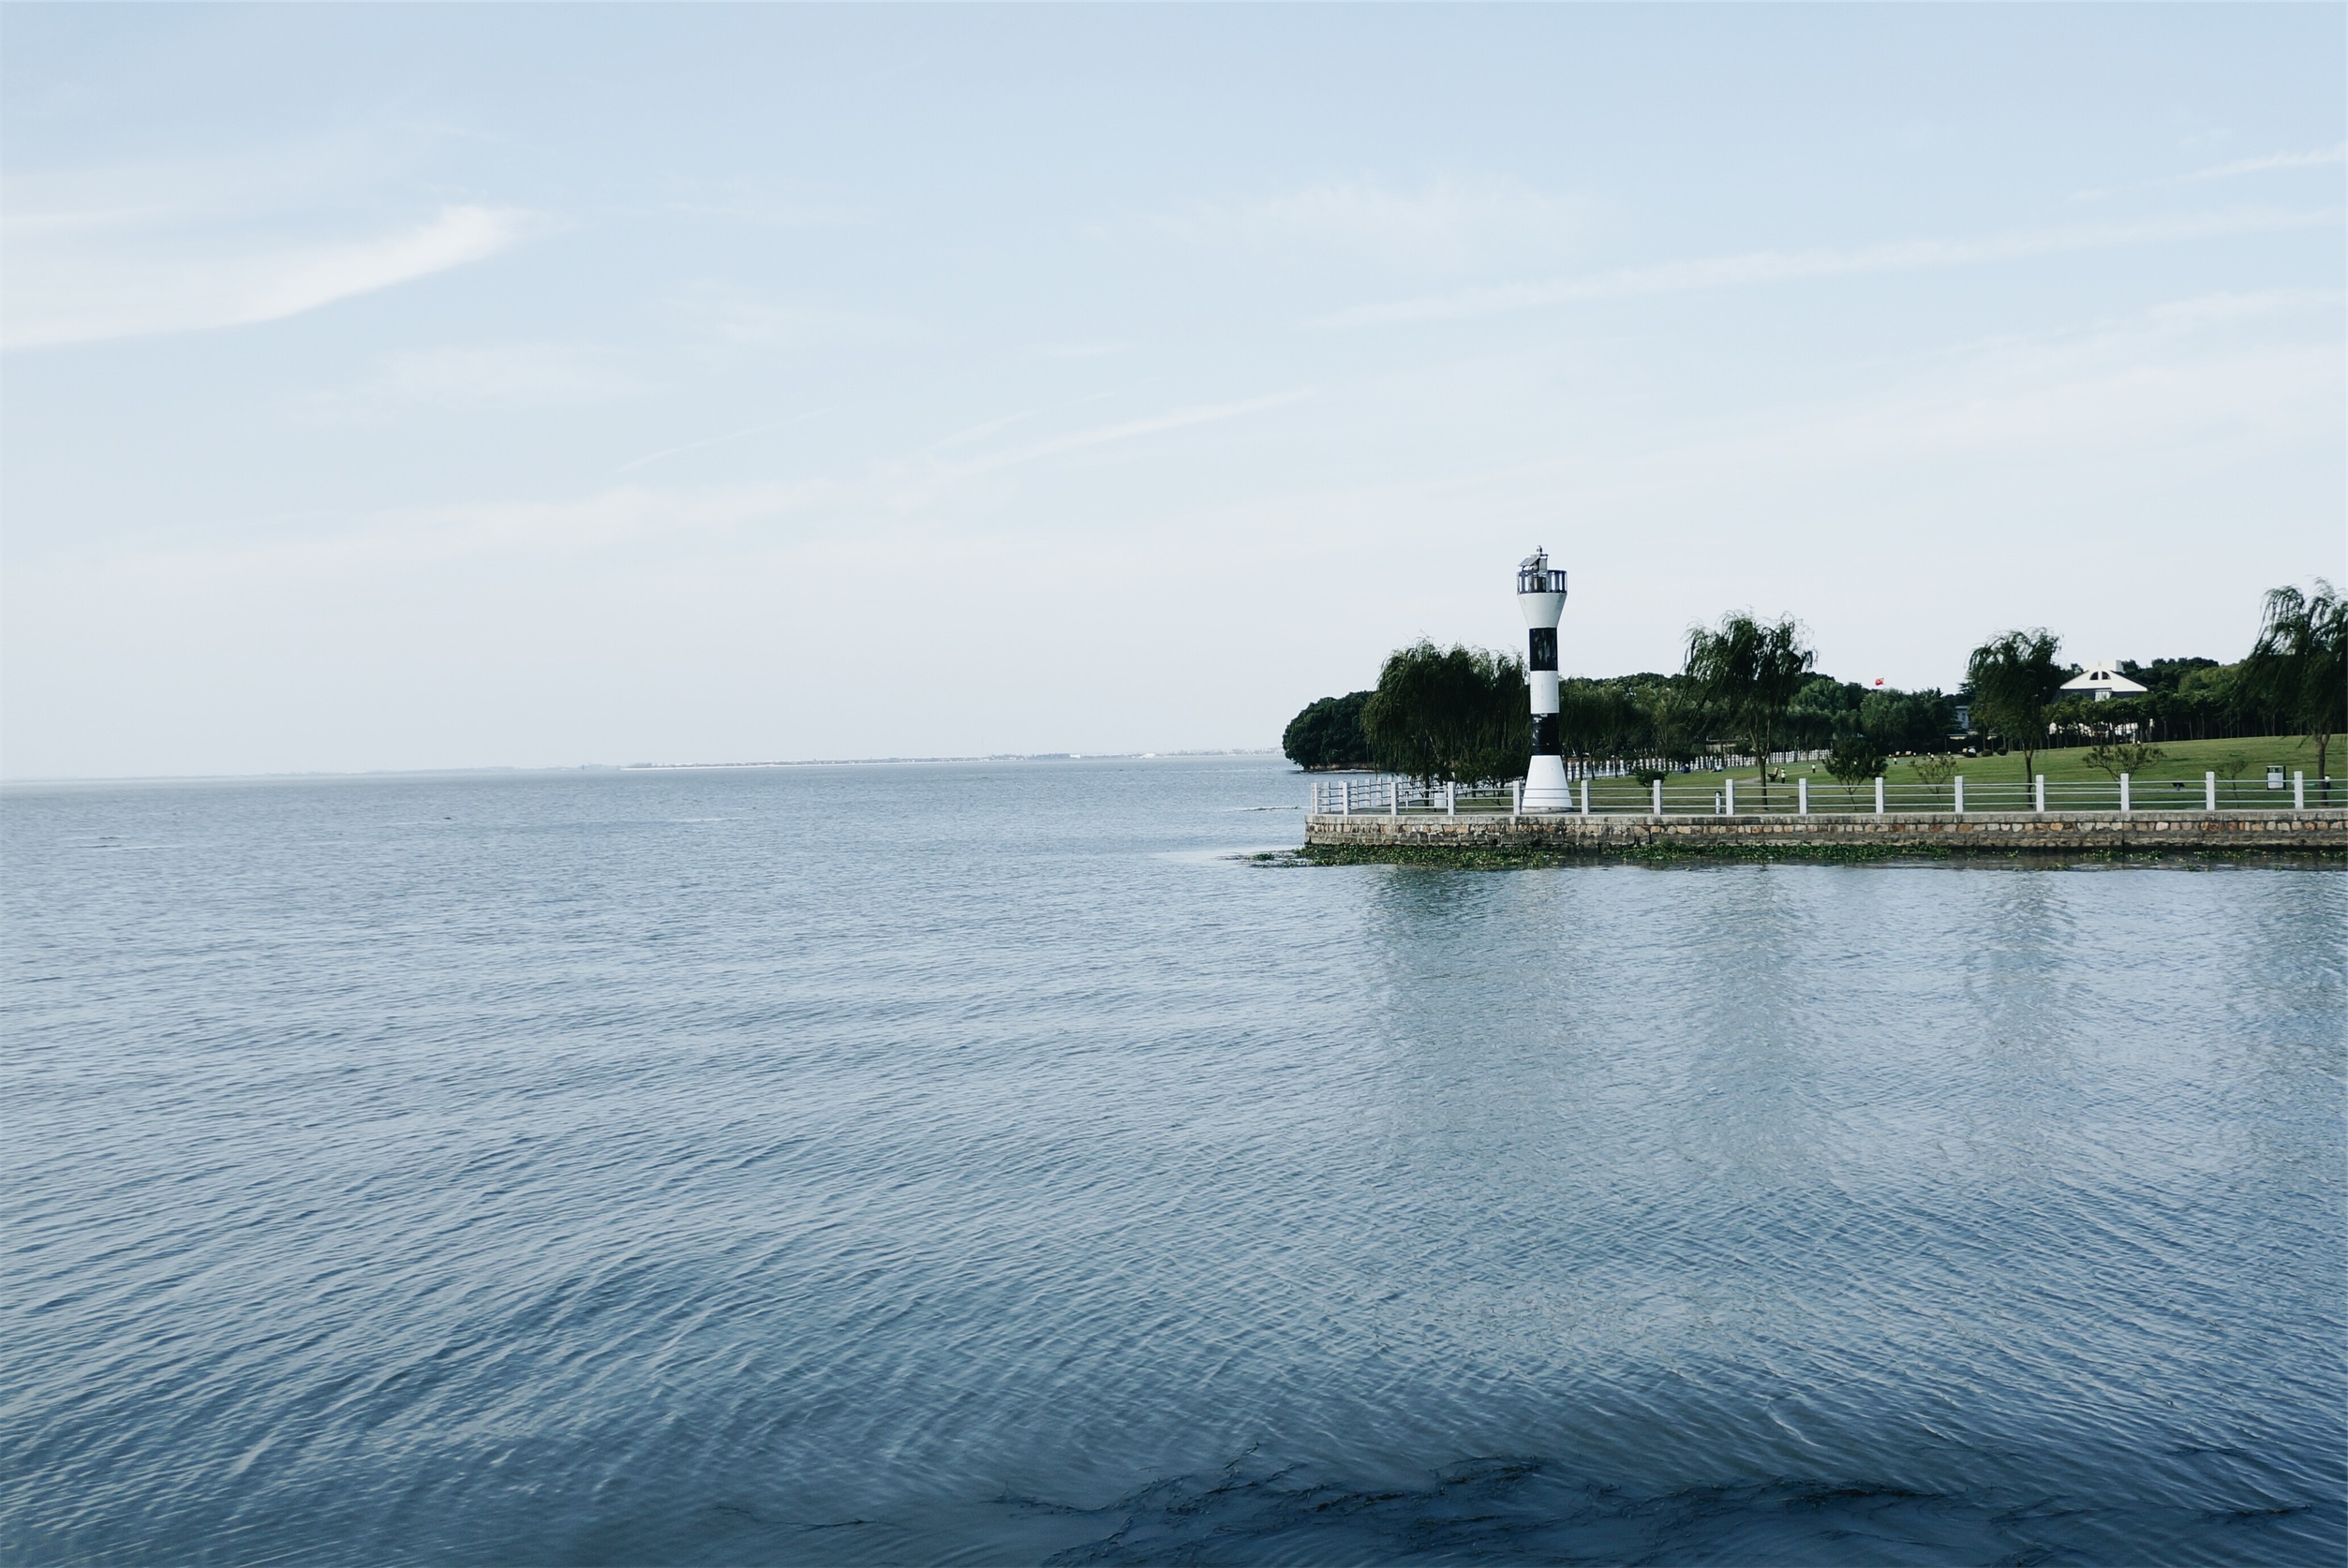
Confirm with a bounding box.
[1517,550,1572,812]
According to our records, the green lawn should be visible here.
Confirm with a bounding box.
[1562,732,2338,814]
[1881,733,2334,789]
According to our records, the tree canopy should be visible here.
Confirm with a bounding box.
[1859,688,1958,756]
[1360,641,1530,786]
[2242,579,2345,790]
[1685,612,1814,804]
[1280,690,1373,771]
[1965,629,2064,782]
[1826,731,1885,787]
[1557,673,1706,766]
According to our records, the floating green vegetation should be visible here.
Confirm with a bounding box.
[1283,841,1931,868]
[1268,841,2343,871]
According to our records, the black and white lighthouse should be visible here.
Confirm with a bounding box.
[1517,549,1571,811]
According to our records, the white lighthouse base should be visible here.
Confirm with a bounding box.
[1522,755,1573,813]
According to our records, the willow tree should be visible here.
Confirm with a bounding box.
[2243,580,2345,795]
[1361,641,1531,786]
[1685,613,1814,807]
[1558,678,1645,764]
[1966,629,2063,783]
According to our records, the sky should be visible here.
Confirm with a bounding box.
[3,5,2341,778]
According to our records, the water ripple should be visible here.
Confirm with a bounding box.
[3,761,2341,1564]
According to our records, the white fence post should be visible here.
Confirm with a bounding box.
[1580,777,1590,815]
[1652,777,1663,815]
[1954,776,1965,815]
[2206,771,2216,812]
[1725,777,1736,815]
[1447,780,1456,817]
[1389,778,1399,817]
[1340,780,1351,816]
[2119,773,2131,815]
[2034,775,2045,814]
[2295,771,2306,809]
[1797,777,1808,815]
[1511,779,1522,818]
[1874,777,1885,816]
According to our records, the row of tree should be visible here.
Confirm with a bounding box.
[1283,579,2345,785]
[1964,583,2344,781]
[2040,658,2321,746]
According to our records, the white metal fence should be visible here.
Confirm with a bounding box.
[1556,749,1831,779]
[1309,770,2333,818]
[1311,777,1520,815]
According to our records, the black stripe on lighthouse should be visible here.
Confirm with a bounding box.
[1528,628,1561,757]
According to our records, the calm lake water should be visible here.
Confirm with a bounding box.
[4,757,2341,1565]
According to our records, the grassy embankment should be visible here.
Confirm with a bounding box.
[1565,732,2338,812]
[1884,733,2331,788]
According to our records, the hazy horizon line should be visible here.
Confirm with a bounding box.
[0,748,1286,788]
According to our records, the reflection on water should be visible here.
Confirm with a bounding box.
[3,761,2341,1565]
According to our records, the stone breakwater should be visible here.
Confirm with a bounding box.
[1304,808,2348,854]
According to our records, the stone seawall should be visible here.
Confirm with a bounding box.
[1303,809,2348,854]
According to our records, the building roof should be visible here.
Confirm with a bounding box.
[2058,661,2149,695]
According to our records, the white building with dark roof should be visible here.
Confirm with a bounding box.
[2058,661,2149,703]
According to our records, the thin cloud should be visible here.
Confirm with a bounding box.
[4,204,534,349]
[613,409,832,476]
[613,174,870,229]
[931,409,1041,450]
[357,343,639,409]
[956,390,1315,477]
[2073,144,2347,200]
[1310,207,2341,329]
[105,478,831,580]
[1034,342,1133,360]
[249,207,524,322]
[1142,174,1588,267]
[671,283,917,349]
[185,392,1305,571]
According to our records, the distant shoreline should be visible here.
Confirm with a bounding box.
[0,750,1282,789]
[621,748,1279,772]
